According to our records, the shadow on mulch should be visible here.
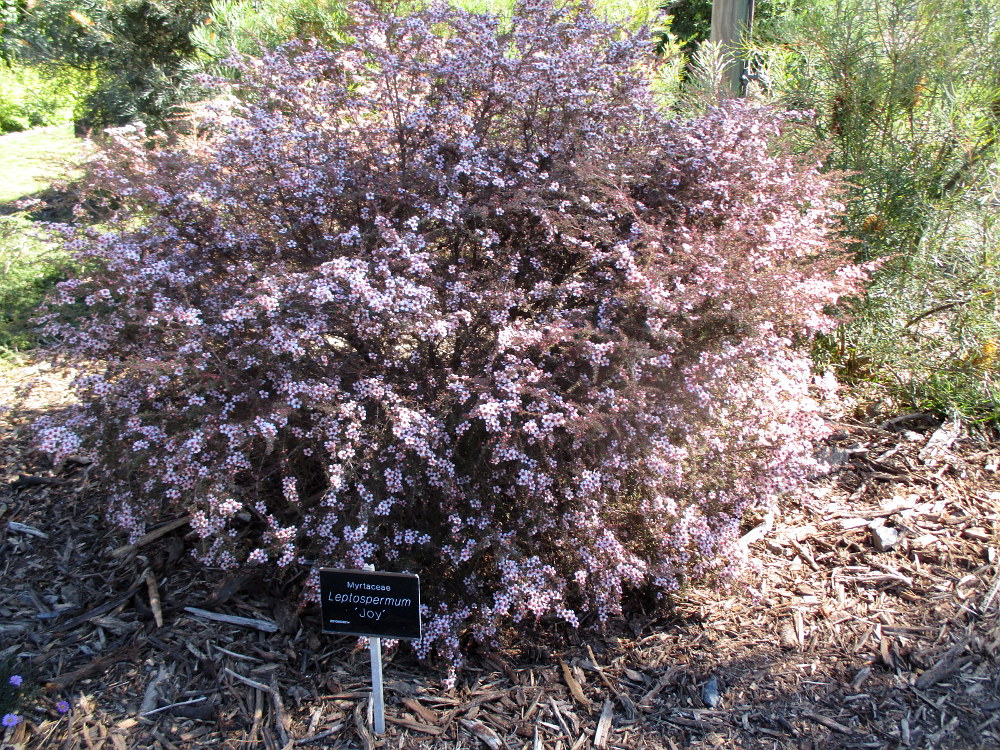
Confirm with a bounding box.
[1,382,999,750]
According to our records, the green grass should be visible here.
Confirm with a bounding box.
[0,214,67,357]
[0,122,87,204]
[0,124,86,358]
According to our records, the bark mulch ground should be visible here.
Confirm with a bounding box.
[1,357,998,749]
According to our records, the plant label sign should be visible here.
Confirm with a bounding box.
[319,568,421,640]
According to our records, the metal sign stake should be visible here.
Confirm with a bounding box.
[369,634,386,734]
[362,563,386,736]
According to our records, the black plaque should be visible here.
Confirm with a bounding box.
[319,568,421,640]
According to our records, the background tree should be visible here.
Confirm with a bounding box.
[1,0,212,131]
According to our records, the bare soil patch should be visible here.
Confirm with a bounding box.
[1,359,998,749]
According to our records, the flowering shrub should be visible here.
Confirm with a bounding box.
[36,0,862,675]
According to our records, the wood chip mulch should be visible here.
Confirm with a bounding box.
[1,359,998,750]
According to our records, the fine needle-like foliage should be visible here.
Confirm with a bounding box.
[35,0,863,679]
[748,0,1000,420]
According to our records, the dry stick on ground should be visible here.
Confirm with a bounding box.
[109,516,189,559]
[459,718,503,749]
[145,569,164,628]
[138,664,171,717]
[353,699,376,750]
[6,520,49,538]
[802,712,855,735]
[548,696,573,739]
[269,672,292,747]
[915,639,972,690]
[54,588,141,633]
[387,715,444,735]
[560,659,593,710]
[981,565,1000,612]
[184,606,278,633]
[295,723,345,746]
[140,696,208,718]
[224,667,271,693]
[45,638,145,691]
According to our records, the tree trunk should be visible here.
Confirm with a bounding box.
[710,0,754,94]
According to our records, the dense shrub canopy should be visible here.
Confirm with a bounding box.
[37,0,862,675]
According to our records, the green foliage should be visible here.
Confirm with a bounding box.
[658,0,711,53]
[2,0,212,131]
[750,0,1000,421]
[655,0,803,57]
[0,63,96,133]
[824,173,1000,422]
[190,0,349,72]
[190,0,663,80]
[752,0,1000,256]
[582,0,663,28]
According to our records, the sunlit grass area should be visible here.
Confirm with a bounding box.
[0,123,87,204]
[0,214,67,358]
[0,124,86,359]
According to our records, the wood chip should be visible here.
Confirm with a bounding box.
[637,668,679,709]
[459,718,503,749]
[224,667,271,693]
[184,606,278,632]
[401,697,440,724]
[141,696,207,718]
[387,716,444,735]
[7,520,49,538]
[593,699,614,749]
[11,474,67,488]
[353,699,375,750]
[295,724,344,746]
[269,672,291,747]
[919,419,960,465]
[145,569,164,628]
[548,696,573,738]
[46,639,144,691]
[738,512,774,547]
[802,711,854,735]
[139,664,173,718]
[789,538,820,570]
[981,567,1000,612]
[559,659,593,710]
[915,640,971,689]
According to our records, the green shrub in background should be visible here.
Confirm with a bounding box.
[190,0,662,75]
[654,0,802,59]
[1,0,212,132]
[656,0,711,54]
[190,0,349,67]
[746,0,1000,421]
[823,171,1000,422]
[0,63,96,133]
